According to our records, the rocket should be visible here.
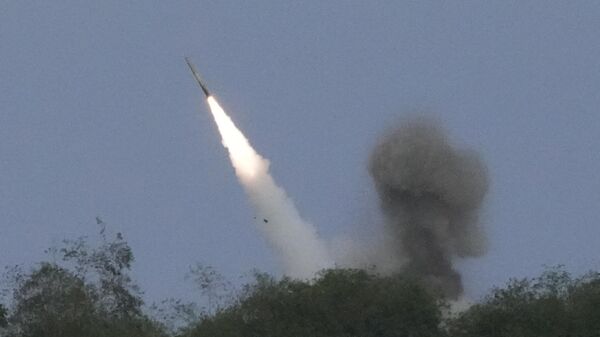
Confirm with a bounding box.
[185,57,211,98]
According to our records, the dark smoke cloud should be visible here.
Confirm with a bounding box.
[369,118,489,299]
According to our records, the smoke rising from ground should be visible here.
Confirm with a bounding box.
[368,118,489,298]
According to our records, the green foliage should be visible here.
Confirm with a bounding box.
[0,303,7,328]
[448,267,600,337]
[60,231,141,318]
[183,269,444,337]
[150,298,201,334]
[3,227,600,337]
[186,263,233,315]
[3,231,167,337]
[567,272,600,337]
[9,263,97,337]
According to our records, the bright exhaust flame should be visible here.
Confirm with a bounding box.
[207,96,262,180]
[205,96,331,279]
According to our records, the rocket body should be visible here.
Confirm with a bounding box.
[185,57,211,97]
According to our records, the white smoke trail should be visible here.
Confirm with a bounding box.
[206,97,331,279]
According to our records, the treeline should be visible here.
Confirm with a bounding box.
[1,233,599,337]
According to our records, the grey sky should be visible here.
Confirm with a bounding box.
[1,1,599,303]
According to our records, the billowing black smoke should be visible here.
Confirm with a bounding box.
[369,118,489,299]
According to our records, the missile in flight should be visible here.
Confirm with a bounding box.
[185,57,211,98]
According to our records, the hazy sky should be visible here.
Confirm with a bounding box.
[2,1,599,303]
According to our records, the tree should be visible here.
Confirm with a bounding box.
[3,231,167,337]
[60,232,142,318]
[186,263,232,315]
[8,263,97,337]
[0,303,8,328]
[567,271,600,336]
[183,269,444,337]
[447,267,600,337]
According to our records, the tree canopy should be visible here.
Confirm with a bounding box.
[449,267,600,337]
[1,231,599,337]
[183,269,443,337]
[1,232,166,337]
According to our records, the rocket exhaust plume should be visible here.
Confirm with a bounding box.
[368,118,489,299]
[187,59,331,278]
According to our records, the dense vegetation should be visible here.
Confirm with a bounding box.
[1,232,599,337]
